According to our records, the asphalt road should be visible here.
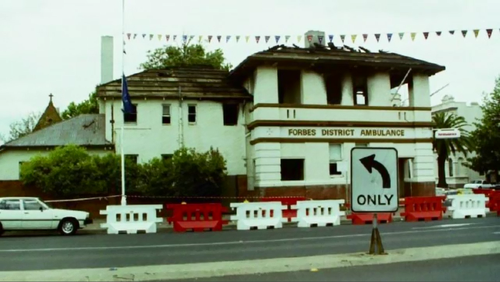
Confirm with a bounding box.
[0,217,498,271]
[178,254,500,281]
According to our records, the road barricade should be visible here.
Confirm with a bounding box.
[447,194,489,219]
[292,200,345,227]
[260,197,306,222]
[100,205,163,234]
[230,201,287,230]
[488,191,500,216]
[166,203,229,232]
[472,188,495,197]
[344,203,393,225]
[400,196,446,222]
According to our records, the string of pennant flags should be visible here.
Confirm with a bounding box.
[125,28,500,45]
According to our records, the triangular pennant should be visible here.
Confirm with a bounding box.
[374,33,381,42]
[275,35,280,43]
[166,35,170,42]
[157,34,162,40]
[387,33,393,42]
[285,35,291,43]
[351,34,357,43]
[265,35,270,43]
[182,35,188,42]
[307,35,313,42]
[297,35,302,43]
[461,30,467,37]
[173,35,177,41]
[486,29,493,38]
[340,35,346,43]
[436,31,442,36]
[411,32,416,41]
[328,35,334,42]
[449,30,455,35]
[245,35,250,43]
[217,35,222,42]
[142,34,147,39]
[318,35,324,44]
[198,35,202,43]
[189,35,194,42]
[226,35,231,43]
[208,35,213,43]
[423,32,429,40]
[236,35,241,42]
[255,36,261,43]
[362,34,368,42]
[126,33,131,40]
[473,29,480,38]
[133,34,137,39]
[149,34,154,40]
[398,32,404,40]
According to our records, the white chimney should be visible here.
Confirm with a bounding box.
[100,36,114,84]
[304,30,326,48]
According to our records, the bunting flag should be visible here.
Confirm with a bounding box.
[123,28,499,46]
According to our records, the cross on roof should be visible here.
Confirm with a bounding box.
[49,93,53,102]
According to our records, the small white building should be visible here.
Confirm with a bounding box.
[432,95,484,187]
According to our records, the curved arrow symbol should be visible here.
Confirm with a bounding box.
[360,154,391,188]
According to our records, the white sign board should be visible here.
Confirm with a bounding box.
[350,147,399,213]
[435,129,460,139]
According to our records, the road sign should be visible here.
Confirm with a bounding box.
[350,147,399,213]
[435,129,460,139]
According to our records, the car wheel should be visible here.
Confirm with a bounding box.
[59,218,78,235]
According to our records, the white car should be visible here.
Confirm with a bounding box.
[0,197,93,236]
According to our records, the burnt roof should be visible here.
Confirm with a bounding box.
[97,66,251,101]
[229,44,446,82]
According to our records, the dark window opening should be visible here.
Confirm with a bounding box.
[353,75,368,105]
[324,73,342,104]
[329,163,342,175]
[281,159,304,181]
[124,104,137,123]
[223,104,239,126]
[188,105,196,123]
[162,104,171,124]
[125,154,138,164]
[278,70,301,104]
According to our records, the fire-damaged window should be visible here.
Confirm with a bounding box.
[124,104,137,123]
[353,75,368,105]
[278,70,301,104]
[222,104,238,126]
[324,73,342,104]
[281,159,304,181]
[329,144,343,176]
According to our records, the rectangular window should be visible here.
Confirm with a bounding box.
[324,73,342,104]
[329,144,343,176]
[281,159,304,181]
[353,75,368,106]
[125,154,138,164]
[124,104,137,123]
[188,104,196,124]
[278,70,301,104]
[223,104,239,126]
[162,104,171,124]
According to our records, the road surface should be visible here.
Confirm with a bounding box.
[177,254,500,281]
[0,217,498,271]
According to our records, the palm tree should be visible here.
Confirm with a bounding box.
[432,112,471,188]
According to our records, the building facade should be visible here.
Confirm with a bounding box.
[432,95,483,187]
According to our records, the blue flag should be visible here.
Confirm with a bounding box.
[121,74,135,114]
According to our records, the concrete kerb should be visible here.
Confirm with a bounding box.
[1,241,499,281]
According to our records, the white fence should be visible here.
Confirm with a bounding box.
[230,202,287,230]
[293,200,345,228]
[100,205,163,234]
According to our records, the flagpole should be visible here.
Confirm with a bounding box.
[120,0,126,206]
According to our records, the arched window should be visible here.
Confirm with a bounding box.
[448,158,454,177]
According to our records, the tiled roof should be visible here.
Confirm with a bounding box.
[2,114,112,148]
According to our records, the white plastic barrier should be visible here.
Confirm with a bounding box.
[100,205,163,234]
[292,200,346,228]
[230,202,287,230]
[446,194,489,219]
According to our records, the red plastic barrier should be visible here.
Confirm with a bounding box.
[346,213,393,225]
[166,203,228,232]
[488,191,500,216]
[472,188,495,197]
[260,197,307,222]
[400,196,446,222]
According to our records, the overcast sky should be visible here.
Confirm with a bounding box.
[1,0,499,143]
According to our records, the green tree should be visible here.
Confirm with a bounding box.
[0,112,41,143]
[61,90,99,120]
[139,41,232,71]
[465,76,500,177]
[432,112,471,188]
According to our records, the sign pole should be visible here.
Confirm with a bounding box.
[369,213,386,255]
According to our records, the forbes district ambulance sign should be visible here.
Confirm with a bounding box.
[350,147,399,213]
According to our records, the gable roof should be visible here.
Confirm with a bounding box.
[229,44,446,83]
[97,65,251,101]
[1,114,112,149]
